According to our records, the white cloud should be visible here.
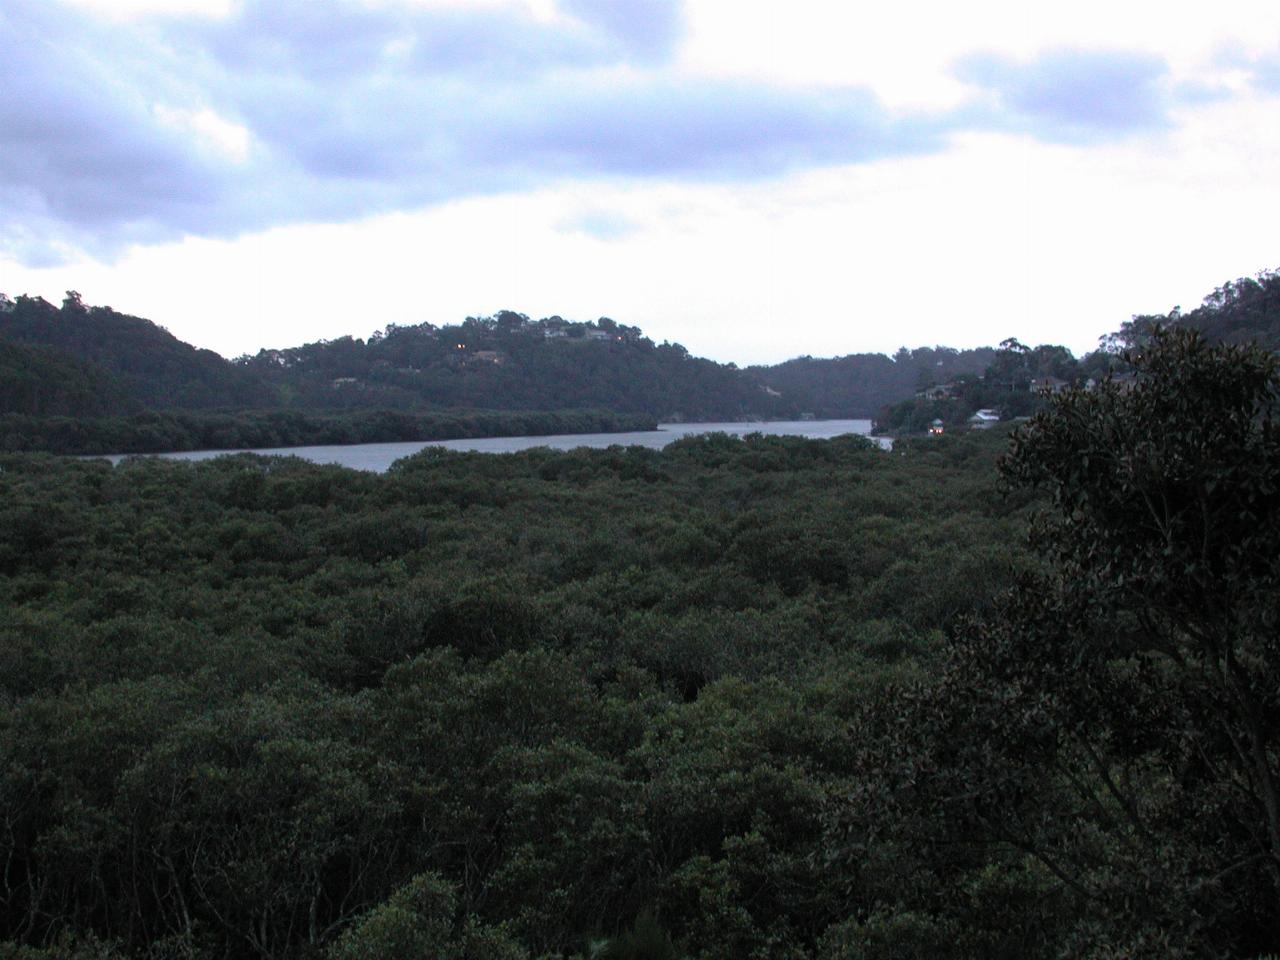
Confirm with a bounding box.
[153,105,252,163]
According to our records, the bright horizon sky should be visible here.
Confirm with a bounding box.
[2,0,1278,364]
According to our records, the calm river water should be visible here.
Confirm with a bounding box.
[109,419,882,473]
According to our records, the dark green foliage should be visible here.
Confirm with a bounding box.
[1,295,273,410]
[325,872,526,960]
[590,911,683,960]
[0,297,786,453]
[0,292,1037,455]
[827,328,1280,958]
[0,336,133,418]
[756,347,996,419]
[5,276,1278,958]
[990,328,1280,954]
[240,313,797,421]
[0,430,1028,959]
[1113,268,1280,351]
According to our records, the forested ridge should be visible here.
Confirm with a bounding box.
[0,293,1004,437]
[3,323,1280,958]
[754,346,997,418]
[0,297,798,433]
[0,293,1063,455]
[873,269,1280,437]
[4,268,1278,450]
[1112,269,1280,351]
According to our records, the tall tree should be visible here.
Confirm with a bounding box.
[937,327,1280,955]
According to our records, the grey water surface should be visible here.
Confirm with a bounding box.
[108,419,884,473]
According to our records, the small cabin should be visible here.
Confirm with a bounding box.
[969,408,1001,429]
[916,382,955,401]
[927,419,945,435]
[1029,376,1068,394]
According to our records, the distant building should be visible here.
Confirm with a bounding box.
[969,408,1001,429]
[470,350,502,365]
[332,377,358,388]
[928,419,945,435]
[916,382,956,400]
[0,293,13,313]
[585,329,613,341]
[1029,376,1069,394]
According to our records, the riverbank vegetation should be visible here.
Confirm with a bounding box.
[0,408,656,456]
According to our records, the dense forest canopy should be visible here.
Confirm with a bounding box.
[0,428,1032,959]
[3,262,1280,957]
[3,326,1278,957]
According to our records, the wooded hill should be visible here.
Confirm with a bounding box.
[0,292,273,413]
[753,346,997,418]
[0,296,795,423]
[1111,269,1280,351]
[875,268,1280,434]
[0,295,1006,427]
[4,268,1277,450]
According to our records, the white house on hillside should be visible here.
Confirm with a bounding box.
[969,408,1001,429]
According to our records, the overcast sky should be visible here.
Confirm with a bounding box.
[2,0,1278,364]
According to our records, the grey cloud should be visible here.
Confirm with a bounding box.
[176,0,650,83]
[0,2,1220,266]
[211,73,939,231]
[0,1,234,259]
[955,48,1173,141]
[559,0,684,61]
[478,80,942,178]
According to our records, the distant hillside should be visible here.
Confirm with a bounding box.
[755,346,997,418]
[0,297,803,421]
[5,292,1119,433]
[0,293,274,410]
[0,334,134,417]
[236,311,806,421]
[1110,269,1280,351]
